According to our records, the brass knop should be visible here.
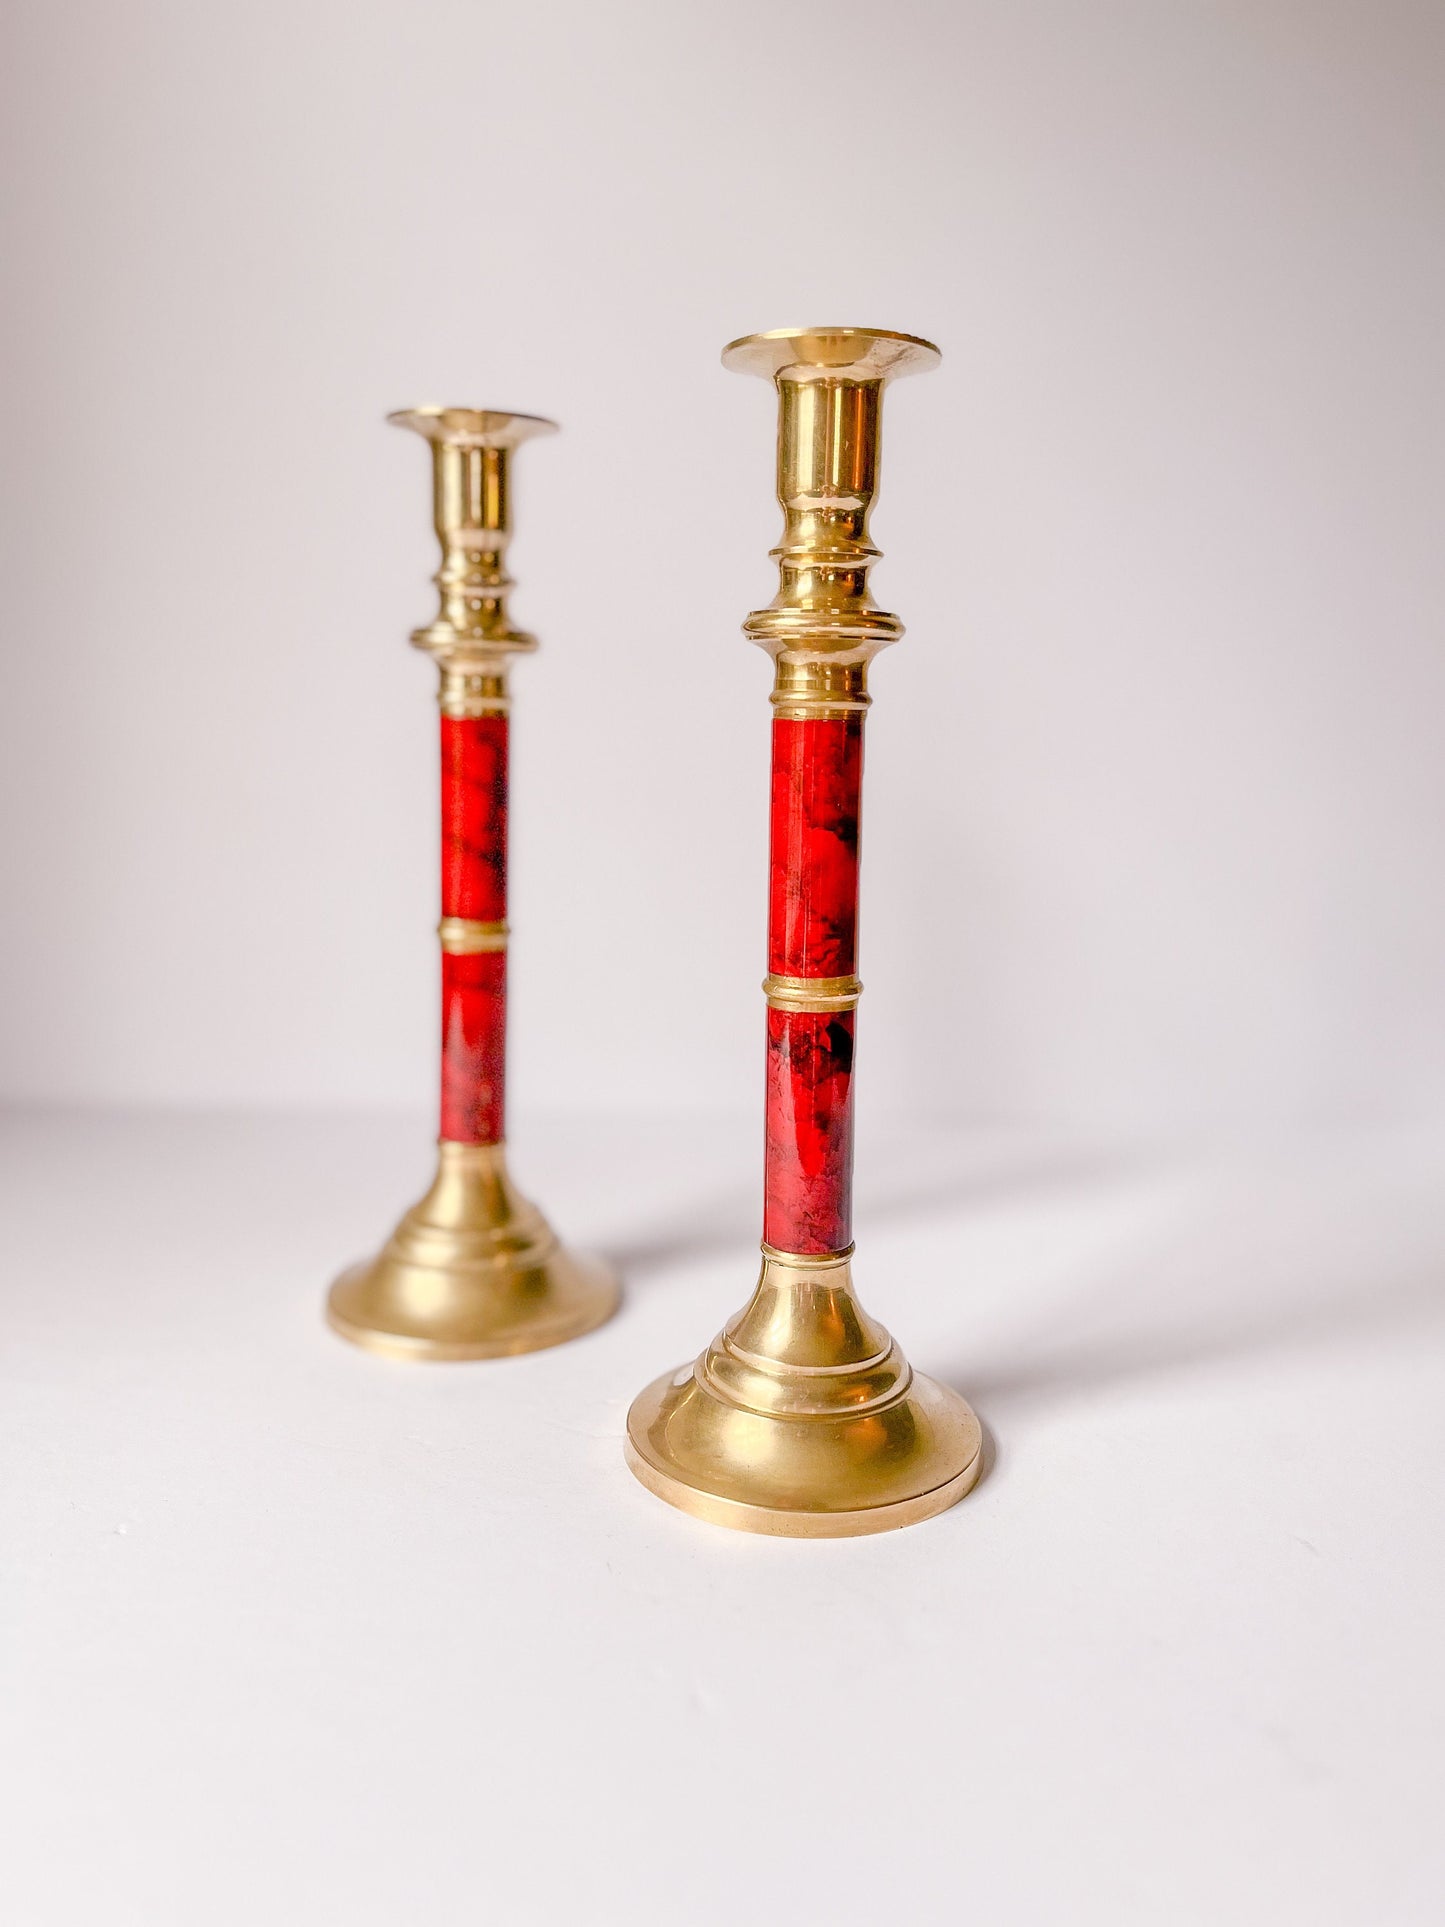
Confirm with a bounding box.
[722,327,940,716]
[387,408,558,690]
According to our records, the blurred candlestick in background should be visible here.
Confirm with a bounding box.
[325,407,619,1359]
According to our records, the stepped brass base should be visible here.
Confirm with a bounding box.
[625,1245,982,1537]
[327,1141,619,1360]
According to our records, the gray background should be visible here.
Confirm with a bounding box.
[2,0,1442,1130]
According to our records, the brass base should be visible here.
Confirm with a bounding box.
[625,1246,982,1537]
[327,1141,620,1361]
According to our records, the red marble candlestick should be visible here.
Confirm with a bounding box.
[627,329,983,1536]
[326,407,619,1360]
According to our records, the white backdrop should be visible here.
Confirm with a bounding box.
[2,0,1442,1132]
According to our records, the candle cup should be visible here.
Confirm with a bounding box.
[625,330,982,1534]
[326,407,620,1360]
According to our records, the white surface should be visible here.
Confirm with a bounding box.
[3,1,1445,1130]
[4,1108,1443,1926]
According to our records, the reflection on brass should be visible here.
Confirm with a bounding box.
[328,1143,619,1361]
[438,917,509,955]
[762,972,863,1012]
[387,405,557,675]
[439,666,509,717]
[626,1244,982,1537]
[730,326,941,719]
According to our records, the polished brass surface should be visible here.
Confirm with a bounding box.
[386,406,558,677]
[762,971,863,1012]
[327,406,619,1361]
[438,665,510,717]
[722,326,941,719]
[328,1143,619,1361]
[437,916,509,954]
[625,1246,981,1537]
[626,328,981,1534]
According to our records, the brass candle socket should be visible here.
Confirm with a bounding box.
[326,408,620,1360]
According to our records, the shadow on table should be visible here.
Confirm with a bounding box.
[933,1200,1445,1417]
[602,1129,1445,1425]
[598,1133,1130,1286]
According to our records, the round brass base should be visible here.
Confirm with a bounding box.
[328,1245,619,1361]
[624,1246,982,1538]
[326,1141,620,1361]
[625,1367,981,1537]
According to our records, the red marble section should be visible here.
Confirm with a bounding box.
[441,715,508,922]
[768,715,863,978]
[763,1007,855,1255]
[440,950,506,1144]
[438,714,507,1144]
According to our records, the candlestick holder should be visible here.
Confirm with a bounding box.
[327,407,620,1359]
[626,330,982,1534]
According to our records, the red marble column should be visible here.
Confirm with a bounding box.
[439,714,507,1144]
[763,713,864,1255]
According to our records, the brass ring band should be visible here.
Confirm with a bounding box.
[758,1241,856,1268]
[763,972,862,1012]
[435,661,511,718]
[438,917,509,954]
[770,699,871,720]
[439,695,510,718]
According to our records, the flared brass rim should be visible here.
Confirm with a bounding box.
[721,326,941,382]
[387,406,560,447]
[326,1258,620,1362]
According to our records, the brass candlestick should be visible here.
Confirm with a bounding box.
[327,407,620,1359]
[626,330,982,1534]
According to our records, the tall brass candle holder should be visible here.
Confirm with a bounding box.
[327,407,620,1359]
[626,330,982,1534]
